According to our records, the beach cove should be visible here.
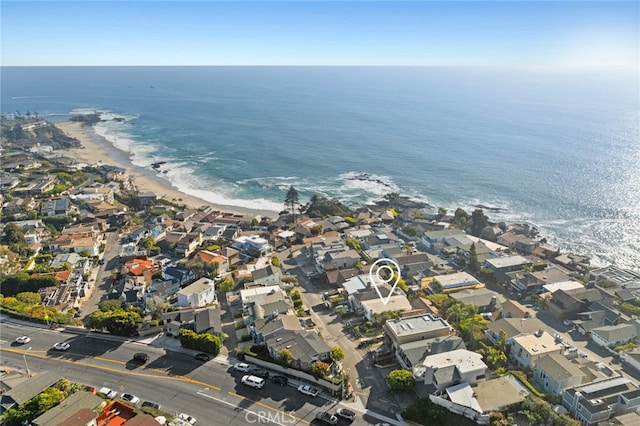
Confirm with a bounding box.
[56,121,280,220]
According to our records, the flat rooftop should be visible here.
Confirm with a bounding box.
[386,314,450,337]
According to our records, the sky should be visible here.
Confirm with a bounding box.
[1,1,638,68]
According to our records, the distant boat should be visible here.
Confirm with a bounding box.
[149,85,155,89]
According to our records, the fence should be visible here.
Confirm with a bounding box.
[244,354,342,395]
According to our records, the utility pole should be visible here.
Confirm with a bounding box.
[23,347,32,377]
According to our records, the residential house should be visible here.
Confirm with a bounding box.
[196,250,230,274]
[175,232,203,258]
[421,229,467,254]
[32,391,103,426]
[591,324,637,349]
[509,266,573,296]
[483,255,531,276]
[266,329,331,371]
[620,348,640,374]
[553,252,591,272]
[423,271,483,294]
[533,353,586,396]
[162,264,196,286]
[2,197,37,215]
[220,247,241,267]
[136,192,157,209]
[499,299,535,319]
[0,371,60,414]
[249,313,301,344]
[562,377,640,426]
[382,314,453,370]
[163,306,223,338]
[321,249,360,271]
[252,265,282,286]
[509,330,564,368]
[574,301,627,336]
[232,235,273,260]
[485,317,550,345]
[449,288,505,313]
[147,279,181,300]
[40,198,72,217]
[122,258,156,287]
[176,277,217,308]
[50,253,82,270]
[349,286,412,321]
[547,287,607,321]
[421,349,488,391]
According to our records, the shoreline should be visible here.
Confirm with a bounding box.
[55,121,279,219]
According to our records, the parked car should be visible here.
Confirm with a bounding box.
[336,408,357,421]
[53,342,70,351]
[194,353,210,361]
[270,375,288,386]
[233,362,251,372]
[315,412,338,425]
[120,393,140,404]
[133,352,149,363]
[141,400,161,410]
[15,336,31,344]
[297,384,320,397]
[563,319,573,327]
[241,375,265,389]
[98,387,118,399]
[248,367,269,378]
[178,413,197,425]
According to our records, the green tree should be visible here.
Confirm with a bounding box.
[284,186,299,225]
[98,299,123,312]
[16,292,41,304]
[218,278,234,293]
[385,369,414,392]
[454,207,469,228]
[437,206,448,218]
[469,209,489,236]
[271,256,281,267]
[278,348,293,367]
[330,346,345,362]
[147,296,170,320]
[467,242,481,273]
[2,223,24,244]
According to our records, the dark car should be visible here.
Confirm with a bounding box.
[249,367,269,378]
[141,400,161,410]
[270,375,288,386]
[133,352,149,363]
[194,353,210,362]
[315,412,338,425]
[336,408,357,421]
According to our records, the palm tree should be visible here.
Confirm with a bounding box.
[284,186,299,225]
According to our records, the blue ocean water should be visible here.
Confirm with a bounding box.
[1,66,639,270]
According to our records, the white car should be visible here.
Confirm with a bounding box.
[15,336,31,344]
[178,413,197,425]
[297,384,320,397]
[99,387,118,399]
[53,342,70,351]
[233,362,251,372]
[120,393,140,404]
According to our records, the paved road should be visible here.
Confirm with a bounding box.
[283,255,406,420]
[0,323,398,425]
[79,230,121,318]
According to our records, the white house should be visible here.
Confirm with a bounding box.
[509,330,564,368]
[591,324,637,349]
[177,277,217,308]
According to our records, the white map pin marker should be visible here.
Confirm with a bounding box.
[369,258,401,306]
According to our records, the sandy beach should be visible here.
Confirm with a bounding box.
[56,121,278,219]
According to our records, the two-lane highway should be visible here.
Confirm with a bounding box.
[1,323,377,425]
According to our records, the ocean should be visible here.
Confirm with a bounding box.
[1,66,638,271]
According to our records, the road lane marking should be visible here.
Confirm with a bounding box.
[0,347,221,391]
[226,391,310,424]
[198,391,309,425]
